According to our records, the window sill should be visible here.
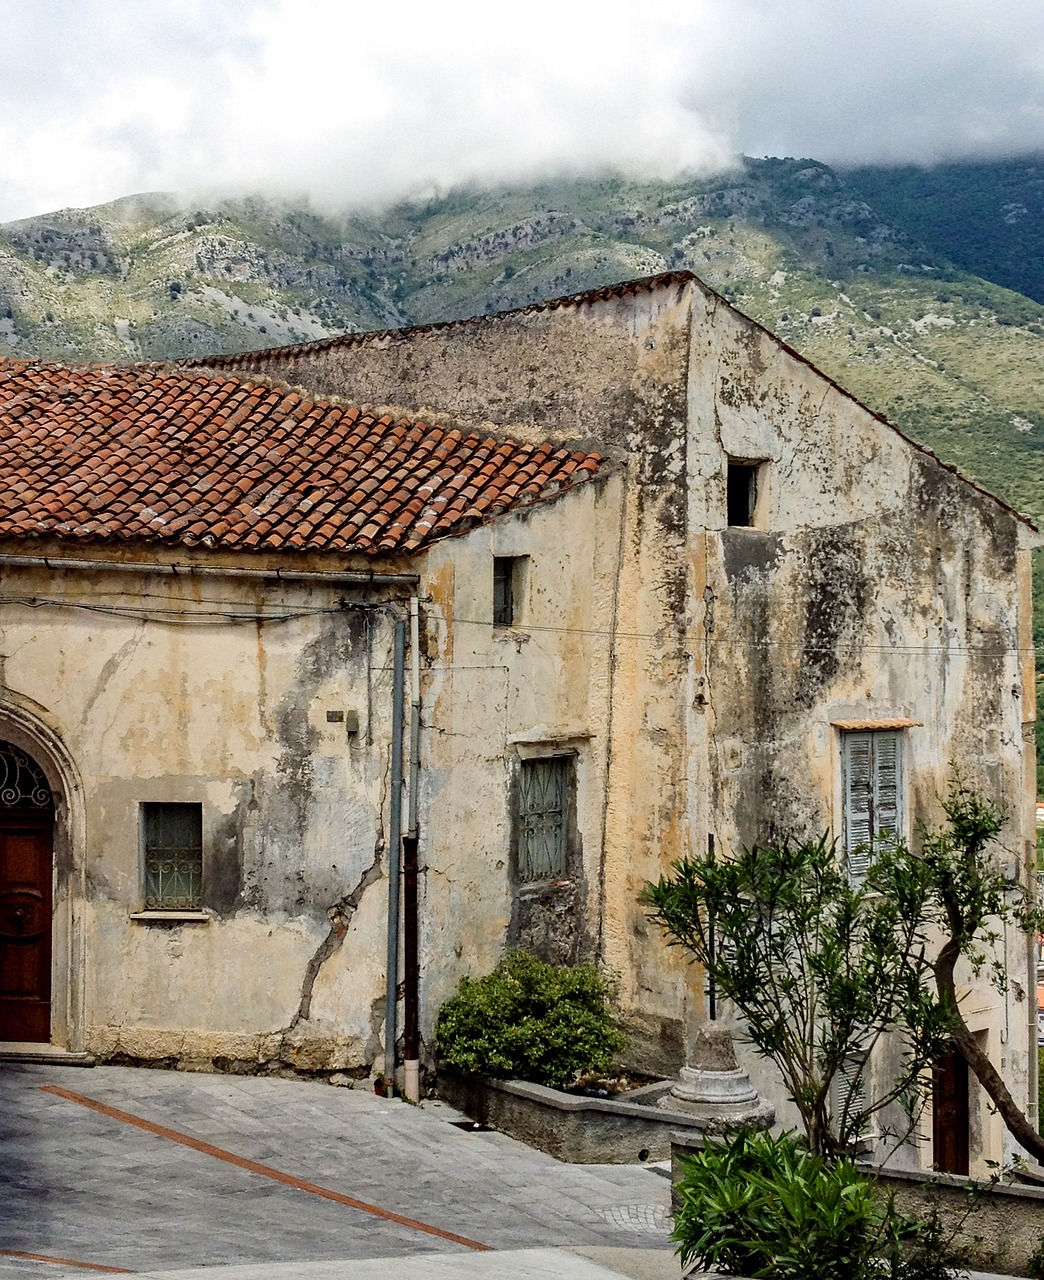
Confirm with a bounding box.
[129,910,210,923]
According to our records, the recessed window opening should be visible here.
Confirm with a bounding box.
[517,756,572,881]
[727,461,761,527]
[142,802,203,910]
[493,555,527,628]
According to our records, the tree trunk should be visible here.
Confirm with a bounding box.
[934,940,1044,1165]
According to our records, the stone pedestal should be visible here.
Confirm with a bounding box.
[658,1022,774,1133]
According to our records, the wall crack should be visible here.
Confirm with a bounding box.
[279,847,384,1058]
[279,754,390,1060]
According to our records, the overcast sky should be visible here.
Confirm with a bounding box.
[1,0,1042,223]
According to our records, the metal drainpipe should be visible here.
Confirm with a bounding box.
[383,615,407,1097]
[403,597,422,1103]
[1027,830,1039,1132]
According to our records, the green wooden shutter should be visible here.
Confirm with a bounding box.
[831,1050,871,1140]
[843,730,903,883]
[844,733,874,882]
[871,731,900,844]
[518,757,569,880]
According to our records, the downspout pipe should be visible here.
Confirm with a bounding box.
[403,596,422,1103]
[384,615,407,1096]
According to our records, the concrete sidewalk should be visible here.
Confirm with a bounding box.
[0,1062,1029,1280]
[0,1062,680,1279]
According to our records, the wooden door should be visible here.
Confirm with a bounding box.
[0,817,54,1042]
[933,1047,970,1175]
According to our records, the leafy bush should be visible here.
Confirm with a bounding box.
[673,1129,958,1279]
[1027,1233,1044,1280]
[435,951,626,1088]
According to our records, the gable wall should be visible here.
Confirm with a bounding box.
[190,279,696,451]
[672,283,1037,1170]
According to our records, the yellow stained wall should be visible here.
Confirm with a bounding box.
[6,274,1031,1176]
[0,559,409,1071]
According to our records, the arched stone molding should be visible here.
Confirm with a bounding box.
[0,688,86,1051]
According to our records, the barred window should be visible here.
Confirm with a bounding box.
[517,756,572,881]
[142,803,203,910]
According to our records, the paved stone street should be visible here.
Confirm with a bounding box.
[0,1062,680,1279]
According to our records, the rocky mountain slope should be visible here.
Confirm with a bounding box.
[1,160,1044,539]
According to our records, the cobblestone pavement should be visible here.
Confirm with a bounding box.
[0,1063,680,1279]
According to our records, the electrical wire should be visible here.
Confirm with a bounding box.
[0,593,1037,659]
[0,596,374,625]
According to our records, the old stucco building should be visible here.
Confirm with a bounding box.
[0,272,1036,1174]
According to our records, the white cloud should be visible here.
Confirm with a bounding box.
[0,0,1042,222]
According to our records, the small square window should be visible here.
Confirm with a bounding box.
[726,461,763,527]
[516,756,572,881]
[493,555,527,628]
[142,803,203,910]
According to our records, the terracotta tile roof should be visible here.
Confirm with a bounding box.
[0,360,604,555]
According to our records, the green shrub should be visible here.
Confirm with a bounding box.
[1027,1233,1044,1280]
[435,950,626,1088]
[673,1129,958,1279]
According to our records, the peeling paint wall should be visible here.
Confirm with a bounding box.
[0,564,406,1074]
[193,277,1035,1169]
[255,276,1034,1169]
[417,472,626,1051]
[681,282,1037,1172]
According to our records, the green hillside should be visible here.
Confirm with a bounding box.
[843,157,1044,306]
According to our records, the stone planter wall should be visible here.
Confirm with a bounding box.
[436,1063,710,1164]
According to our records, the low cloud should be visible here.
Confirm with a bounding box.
[1,0,1042,222]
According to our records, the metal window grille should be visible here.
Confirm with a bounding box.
[843,730,902,883]
[518,757,570,881]
[143,803,203,910]
[0,741,53,808]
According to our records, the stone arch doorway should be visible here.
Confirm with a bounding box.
[0,741,57,1042]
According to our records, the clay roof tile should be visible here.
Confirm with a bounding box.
[0,358,605,555]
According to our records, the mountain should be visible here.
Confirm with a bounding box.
[842,157,1044,307]
[1,160,1044,538]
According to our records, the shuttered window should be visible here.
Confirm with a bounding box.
[518,757,571,881]
[843,730,902,882]
[830,1050,872,1142]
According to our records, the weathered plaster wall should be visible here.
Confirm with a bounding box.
[219,276,1036,1116]
[677,282,1037,1172]
[0,560,409,1072]
[188,278,697,454]
[416,474,622,1042]
[326,283,702,1076]
[24,274,1028,1175]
